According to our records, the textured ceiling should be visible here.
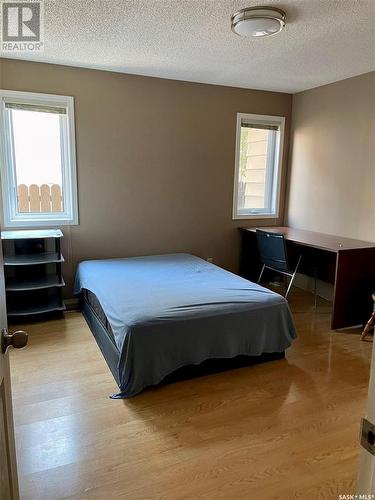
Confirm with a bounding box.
[2,0,375,93]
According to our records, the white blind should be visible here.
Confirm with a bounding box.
[241,122,279,131]
[5,102,67,114]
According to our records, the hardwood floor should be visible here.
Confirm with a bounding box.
[9,290,372,500]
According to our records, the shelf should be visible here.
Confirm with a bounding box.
[7,299,66,317]
[3,252,64,266]
[5,276,65,292]
[2,230,65,320]
[1,229,63,240]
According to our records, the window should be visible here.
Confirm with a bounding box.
[233,113,285,219]
[0,90,78,227]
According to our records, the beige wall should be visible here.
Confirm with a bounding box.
[0,59,292,297]
[286,72,375,242]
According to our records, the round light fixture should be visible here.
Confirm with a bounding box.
[231,7,286,37]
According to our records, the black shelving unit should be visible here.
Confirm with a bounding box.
[1,229,66,320]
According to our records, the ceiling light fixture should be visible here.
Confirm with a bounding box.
[231,6,286,38]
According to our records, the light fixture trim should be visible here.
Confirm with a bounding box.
[231,6,286,38]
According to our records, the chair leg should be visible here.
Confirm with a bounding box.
[285,255,302,299]
[361,311,375,341]
[285,274,294,299]
[360,293,375,341]
[258,264,265,284]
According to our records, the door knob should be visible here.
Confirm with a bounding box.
[1,328,28,354]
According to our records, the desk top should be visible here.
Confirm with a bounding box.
[240,226,375,253]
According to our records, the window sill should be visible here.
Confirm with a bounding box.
[3,217,78,228]
[233,213,279,220]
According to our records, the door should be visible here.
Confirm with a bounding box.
[0,230,28,500]
[357,338,375,494]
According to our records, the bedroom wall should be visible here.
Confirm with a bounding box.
[286,71,375,242]
[0,59,292,297]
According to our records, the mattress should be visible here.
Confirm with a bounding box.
[75,253,297,398]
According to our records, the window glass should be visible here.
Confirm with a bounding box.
[12,108,64,213]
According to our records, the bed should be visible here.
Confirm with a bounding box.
[74,253,297,398]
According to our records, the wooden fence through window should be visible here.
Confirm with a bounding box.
[17,184,63,213]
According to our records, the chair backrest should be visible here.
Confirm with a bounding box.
[256,229,290,273]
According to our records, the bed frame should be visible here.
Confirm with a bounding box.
[81,294,121,386]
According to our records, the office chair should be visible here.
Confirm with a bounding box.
[256,229,302,299]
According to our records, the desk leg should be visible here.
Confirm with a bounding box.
[239,230,262,282]
[332,249,375,330]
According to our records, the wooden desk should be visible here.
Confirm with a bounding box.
[239,226,375,330]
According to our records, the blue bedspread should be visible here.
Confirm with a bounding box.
[75,253,297,397]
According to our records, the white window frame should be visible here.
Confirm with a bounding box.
[232,112,285,220]
[0,89,78,227]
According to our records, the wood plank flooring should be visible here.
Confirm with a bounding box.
[9,290,373,499]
